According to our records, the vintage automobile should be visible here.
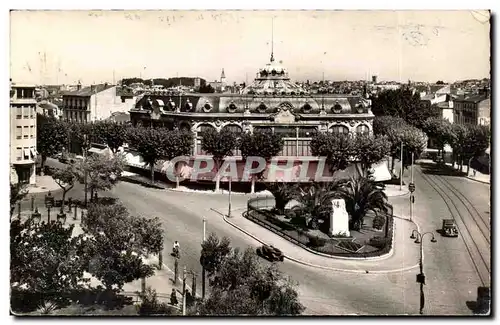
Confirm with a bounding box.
[256,244,284,262]
[442,219,459,237]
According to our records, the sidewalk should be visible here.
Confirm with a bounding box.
[215,208,420,274]
[27,175,61,194]
[384,184,409,197]
[444,162,490,185]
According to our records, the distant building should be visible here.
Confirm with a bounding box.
[62,82,135,122]
[194,77,201,89]
[453,88,490,126]
[208,69,227,93]
[10,83,37,185]
[372,75,377,84]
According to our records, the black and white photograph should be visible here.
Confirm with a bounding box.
[7,8,491,316]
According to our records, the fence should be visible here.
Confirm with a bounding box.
[245,196,394,258]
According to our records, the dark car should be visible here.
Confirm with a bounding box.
[442,219,459,237]
[256,244,284,262]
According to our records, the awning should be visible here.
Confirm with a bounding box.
[23,149,30,157]
[88,147,105,155]
[369,160,392,182]
[30,148,36,158]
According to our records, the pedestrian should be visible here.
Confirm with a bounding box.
[473,169,477,177]
[170,288,178,306]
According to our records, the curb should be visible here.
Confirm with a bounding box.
[465,176,490,185]
[386,190,410,198]
[216,209,419,274]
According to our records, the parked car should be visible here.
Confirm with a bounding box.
[442,219,459,237]
[256,244,284,262]
[476,286,491,314]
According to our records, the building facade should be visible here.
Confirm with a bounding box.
[453,89,490,126]
[10,83,38,185]
[62,83,135,123]
[129,55,376,183]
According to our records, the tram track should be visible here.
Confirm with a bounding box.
[417,167,490,287]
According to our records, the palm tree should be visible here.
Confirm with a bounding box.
[265,182,299,215]
[339,176,389,231]
[292,180,346,230]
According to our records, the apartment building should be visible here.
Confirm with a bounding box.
[10,83,38,185]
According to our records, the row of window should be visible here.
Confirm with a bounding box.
[65,110,88,122]
[14,105,36,119]
[15,125,35,140]
[15,88,35,99]
[15,146,36,161]
[64,97,89,109]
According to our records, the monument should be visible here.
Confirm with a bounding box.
[330,199,350,237]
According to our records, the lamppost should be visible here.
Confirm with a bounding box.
[409,152,415,222]
[410,230,437,315]
[44,191,54,223]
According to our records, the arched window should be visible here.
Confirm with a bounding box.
[196,124,216,155]
[329,125,349,135]
[356,124,370,135]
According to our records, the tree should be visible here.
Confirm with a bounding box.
[197,247,304,316]
[421,117,454,160]
[463,125,490,174]
[10,218,89,308]
[398,125,428,170]
[264,182,299,215]
[10,183,27,218]
[199,84,215,93]
[91,121,128,153]
[373,116,407,136]
[352,135,391,176]
[239,130,284,191]
[83,203,157,291]
[200,233,231,277]
[162,129,194,188]
[80,153,124,200]
[339,176,389,231]
[450,124,469,169]
[127,126,168,184]
[371,87,440,128]
[36,114,68,172]
[200,128,238,191]
[52,165,78,212]
[292,181,346,230]
[85,234,154,292]
[310,132,354,174]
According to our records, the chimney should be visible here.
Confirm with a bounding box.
[77,81,82,91]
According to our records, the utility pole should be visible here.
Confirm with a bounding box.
[400,141,404,191]
[202,218,206,300]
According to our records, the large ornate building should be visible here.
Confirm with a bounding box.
[129,53,377,183]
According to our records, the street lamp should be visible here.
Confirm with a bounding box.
[410,230,437,315]
[44,191,55,223]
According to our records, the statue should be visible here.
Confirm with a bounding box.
[330,199,350,237]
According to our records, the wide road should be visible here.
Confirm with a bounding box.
[108,179,483,315]
[36,158,488,314]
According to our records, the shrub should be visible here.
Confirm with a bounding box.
[284,209,296,219]
[138,287,176,315]
[369,236,388,249]
[372,215,386,230]
[307,236,326,247]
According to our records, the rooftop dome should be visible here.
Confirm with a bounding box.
[242,54,307,95]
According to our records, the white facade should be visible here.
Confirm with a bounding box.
[63,85,136,122]
[10,84,37,185]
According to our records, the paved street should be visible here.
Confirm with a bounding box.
[32,158,489,315]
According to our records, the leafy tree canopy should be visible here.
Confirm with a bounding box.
[310,132,354,173]
[36,114,68,165]
[239,130,284,162]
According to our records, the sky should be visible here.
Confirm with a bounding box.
[9,10,491,85]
